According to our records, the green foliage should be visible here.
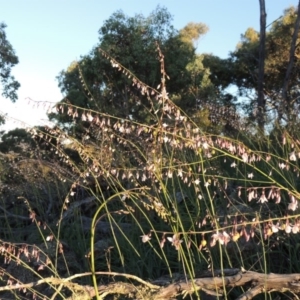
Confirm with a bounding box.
[179,22,208,48]
[203,6,300,129]
[53,6,212,128]
[0,128,33,153]
[0,23,20,104]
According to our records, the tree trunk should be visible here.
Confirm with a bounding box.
[282,0,300,121]
[257,0,266,131]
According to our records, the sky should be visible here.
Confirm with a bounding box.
[0,0,298,132]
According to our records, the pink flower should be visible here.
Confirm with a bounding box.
[141,234,151,243]
[167,234,183,250]
[288,194,298,211]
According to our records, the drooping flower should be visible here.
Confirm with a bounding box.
[242,152,248,163]
[248,189,255,202]
[258,191,268,203]
[194,179,200,185]
[271,223,279,233]
[210,231,231,247]
[292,224,299,234]
[167,234,183,250]
[289,151,297,161]
[141,233,151,243]
[230,162,237,168]
[279,162,286,169]
[285,222,292,234]
[288,194,298,211]
[160,234,166,248]
[247,173,254,179]
[204,181,210,187]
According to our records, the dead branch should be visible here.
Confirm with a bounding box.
[154,268,300,299]
[1,269,300,299]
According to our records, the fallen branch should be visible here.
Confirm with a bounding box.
[1,268,300,299]
[154,268,300,299]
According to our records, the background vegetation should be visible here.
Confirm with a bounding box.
[1,3,300,299]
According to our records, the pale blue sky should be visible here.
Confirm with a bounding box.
[0,0,298,130]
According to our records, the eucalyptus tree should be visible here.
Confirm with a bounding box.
[53,7,211,127]
[203,6,300,129]
[0,23,20,124]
